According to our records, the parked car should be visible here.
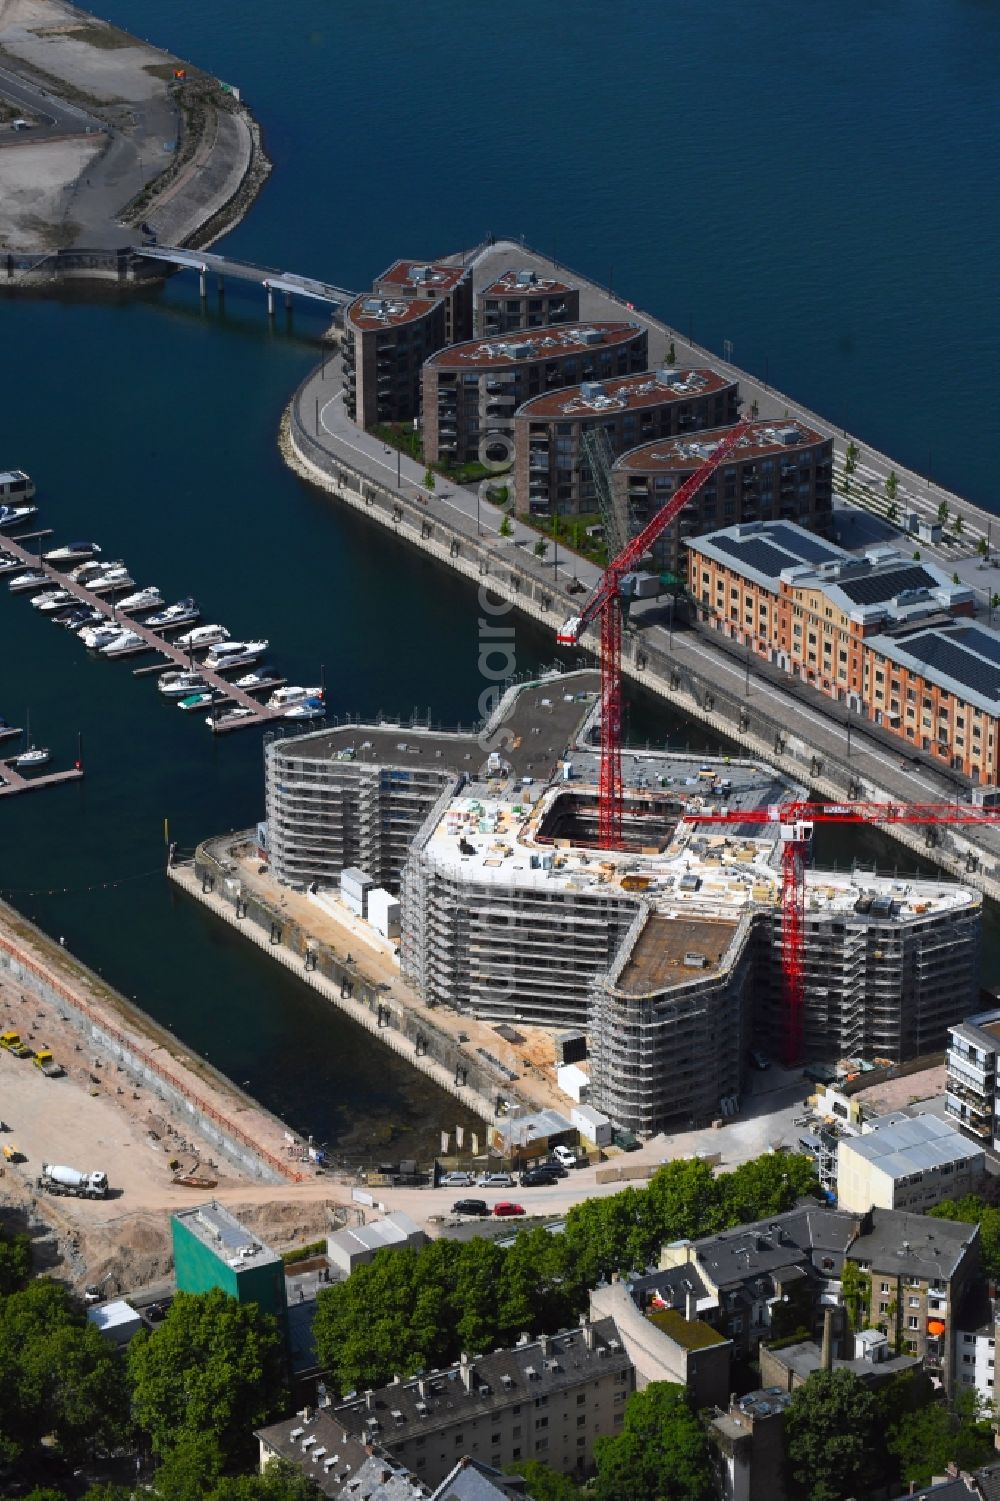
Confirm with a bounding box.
[493,1202,525,1218]
[439,1171,475,1187]
[453,1199,490,1217]
[477,1172,513,1188]
[552,1144,578,1168]
[521,1166,560,1187]
[541,1159,569,1177]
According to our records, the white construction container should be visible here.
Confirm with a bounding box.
[87,1300,143,1346]
[571,1104,613,1147]
[367,887,401,940]
[557,1063,591,1103]
[340,867,374,917]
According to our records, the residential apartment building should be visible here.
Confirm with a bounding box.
[946,1008,1000,1148]
[590,1272,732,1408]
[660,1203,979,1391]
[513,368,738,519]
[954,1283,1000,1407]
[612,419,833,576]
[330,1319,632,1488]
[263,725,471,891]
[836,1113,985,1214]
[684,520,1000,779]
[421,322,648,466]
[477,269,579,336]
[343,260,473,430]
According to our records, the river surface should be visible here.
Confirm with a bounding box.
[2,1,1000,1156]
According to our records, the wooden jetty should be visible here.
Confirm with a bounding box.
[0,759,83,798]
[3,534,288,734]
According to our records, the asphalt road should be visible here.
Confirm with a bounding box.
[0,62,103,140]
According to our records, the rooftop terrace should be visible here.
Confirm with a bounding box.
[516,368,732,420]
[614,418,828,472]
[427,322,643,371]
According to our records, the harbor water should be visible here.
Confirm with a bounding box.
[3,1,1000,1154]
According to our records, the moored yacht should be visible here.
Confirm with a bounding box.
[100,629,145,656]
[176,623,230,651]
[234,667,282,691]
[14,746,50,769]
[157,670,205,698]
[117,586,162,613]
[78,623,124,649]
[59,606,102,629]
[43,541,101,565]
[30,588,70,610]
[8,571,48,593]
[283,697,326,720]
[87,568,134,595]
[266,684,323,710]
[69,558,122,583]
[146,597,199,631]
[203,639,269,672]
[0,505,37,529]
[178,690,224,712]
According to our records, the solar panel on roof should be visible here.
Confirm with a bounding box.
[952,626,1000,668]
[710,535,797,578]
[837,566,936,606]
[766,524,841,564]
[894,632,1000,704]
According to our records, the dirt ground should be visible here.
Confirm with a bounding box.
[851,1064,947,1113]
[0,134,100,243]
[0,0,172,102]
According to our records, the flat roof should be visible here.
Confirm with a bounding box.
[481,268,575,297]
[376,259,468,293]
[613,418,829,473]
[840,1113,983,1178]
[515,368,734,421]
[687,521,971,620]
[950,1008,1000,1050]
[347,293,444,331]
[614,914,741,996]
[173,1201,280,1270]
[426,322,644,371]
[866,621,1000,717]
[646,1306,727,1350]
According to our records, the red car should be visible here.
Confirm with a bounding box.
[493,1201,525,1218]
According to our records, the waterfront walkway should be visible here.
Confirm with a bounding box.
[286,239,1000,889]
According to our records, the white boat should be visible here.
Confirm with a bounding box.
[99,629,144,656]
[0,469,35,504]
[235,667,281,690]
[146,597,199,631]
[178,690,223,712]
[78,624,124,649]
[8,571,48,593]
[87,568,134,595]
[203,639,269,671]
[59,607,101,630]
[283,698,326,720]
[0,556,23,573]
[0,505,37,529]
[69,558,122,583]
[14,746,50,769]
[176,624,230,651]
[43,541,101,565]
[266,684,324,710]
[35,591,74,614]
[207,707,256,731]
[117,587,162,613]
[157,670,205,698]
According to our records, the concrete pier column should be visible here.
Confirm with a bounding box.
[199,268,206,299]
[217,274,225,298]
[284,291,293,312]
[266,284,275,317]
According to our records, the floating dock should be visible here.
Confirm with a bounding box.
[0,758,82,798]
[3,533,289,734]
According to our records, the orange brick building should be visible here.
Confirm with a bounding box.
[685,522,996,781]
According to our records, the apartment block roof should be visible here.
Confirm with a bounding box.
[429,1458,530,1500]
[687,520,972,623]
[865,621,1000,717]
[950,1007,1000,1051]
[334,1318,629,1446]
[849,1206,979,1282]
[257,1410,428,1498]
[515,368,733,421]
[426,322,644,371]
[347,294,446,331]
[327,1212,424,1261]
[481,268,574,297]
[173,1202,279,1271]
[840,1112,984,1180]
[613,418,829,473]
[376,260,468,293]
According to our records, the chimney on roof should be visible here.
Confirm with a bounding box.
[686,1290,698,1321]
[581,1318,595,1350]
[364,1390,375,1411]
[301,1405,312,1422]
[417,1378,427,1400]
[821,1308,834,1373]
[538,1334,550,1358]
[460,1354,474,1395]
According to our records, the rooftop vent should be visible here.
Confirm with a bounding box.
[514,269,537,287]
[656,368,686,388]
[580,381,604,401]
[683,951,709,968]
[579,328,606,346]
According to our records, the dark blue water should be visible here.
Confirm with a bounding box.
[3,1,999,1153]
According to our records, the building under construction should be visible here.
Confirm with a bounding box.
[261,671,982,1137]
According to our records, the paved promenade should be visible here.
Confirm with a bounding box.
[286,240,1000,888]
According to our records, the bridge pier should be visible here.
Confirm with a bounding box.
[266,284,275,317]
[199,268,206,300]
[217,274,225,299]
[285,291,292,312]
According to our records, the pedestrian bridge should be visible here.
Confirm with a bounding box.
[133,245,357,312]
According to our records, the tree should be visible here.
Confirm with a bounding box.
[127,1288,286,1469]
[888,1390,995,1487]
[0,1279,127,1468]
[844,441,859,476]
[207,1460,324,1501]
[0,1226,31,1295]
[884,469,899,501]
[887,500,899,523]
[667,341,676,366]
[499,514,513,538]
[506,1459,581,1500]
[593,1383,714,1501]
[953,572,961,585]
[931,1196,1000,1278]
[423,468,435,491]
[993,592,1000,614]
[719,1151,817,1224]
[839,1259,870,1333]
[150,1431,225,1501]
[913,549,921,561]
[955,514,964,535]
[784,1369,878,1501]
[978,537,989,559]
[938,499,950,526]
[533,537,549,559]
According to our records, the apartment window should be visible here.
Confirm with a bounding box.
[454,1433,464,1446]
[908,1316,919,1329]
[492,1433,501,1445]
[536,1438,549,1452]
[880,1301,889,1314]
[577,1394,586,1406]
[577,1437,587,1449]
[909,1297,920,1308]
[535,1418,549,1431]
[577,1415,587,1428]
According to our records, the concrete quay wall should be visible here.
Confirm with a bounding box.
[283,392,1000,907]
[0,899,300,1183]
[173,843,510,1127]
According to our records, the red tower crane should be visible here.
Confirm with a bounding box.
[688,800,1000,1065]
[557,420,752,849]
